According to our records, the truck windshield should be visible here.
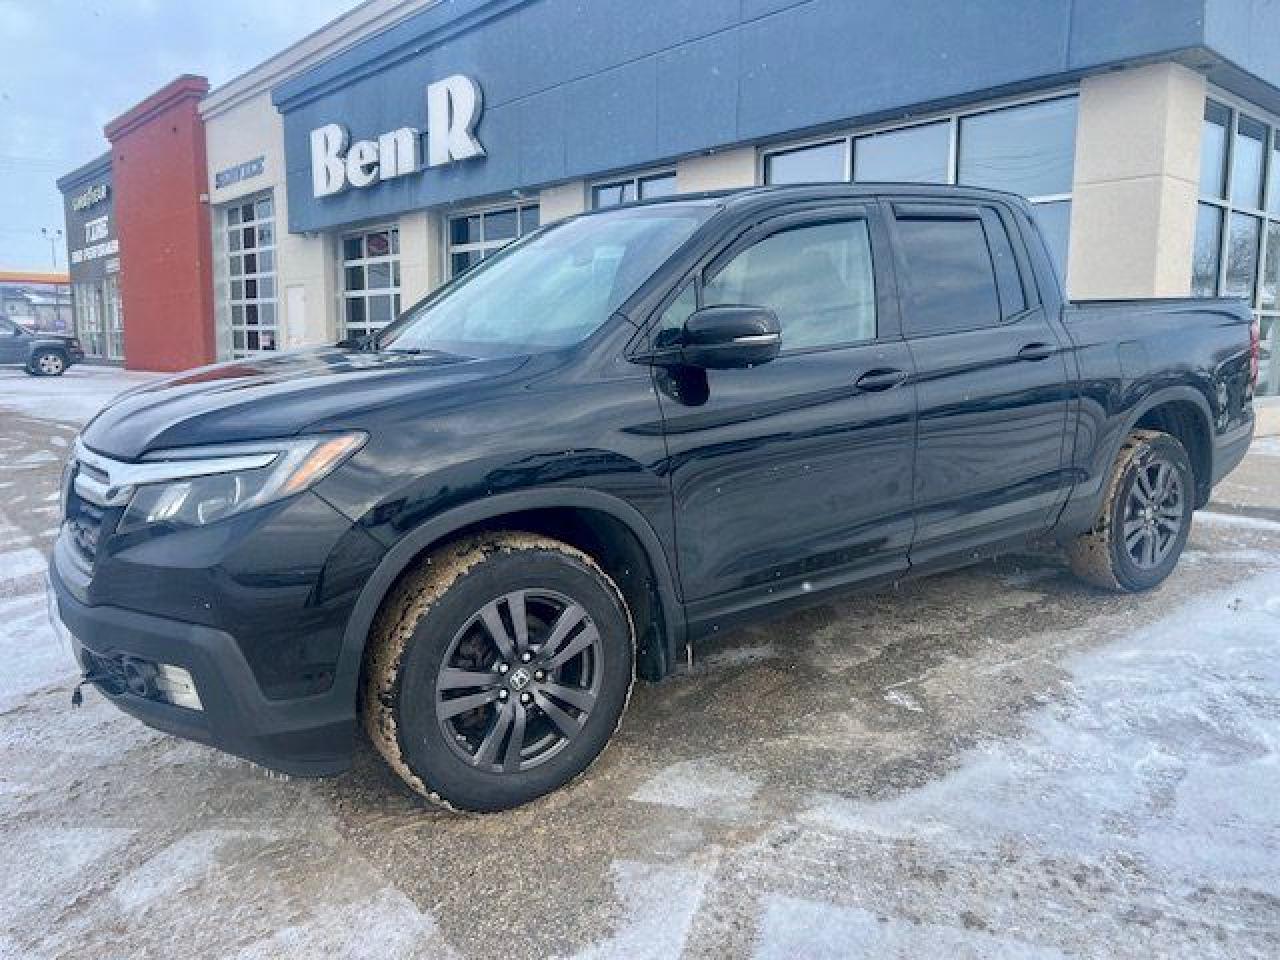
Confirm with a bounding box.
[378,204,713,358]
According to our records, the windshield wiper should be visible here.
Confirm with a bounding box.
[382,346,473,360]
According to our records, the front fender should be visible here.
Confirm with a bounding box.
[327,487,686,709]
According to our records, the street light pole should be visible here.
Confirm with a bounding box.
[40,227,63,270]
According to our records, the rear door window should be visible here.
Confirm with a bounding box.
[893,208,1004,336]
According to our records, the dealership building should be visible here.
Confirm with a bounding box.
[60,0,1280,393]
[55,154,123,360]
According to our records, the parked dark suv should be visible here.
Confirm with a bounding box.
[0,316,85,375]
[50,186,1256,811]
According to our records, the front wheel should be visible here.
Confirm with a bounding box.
[29,350,67,376]
[1067,429,1194,592]
[363,532,634,812]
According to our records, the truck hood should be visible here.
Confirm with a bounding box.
[81,347,526,460]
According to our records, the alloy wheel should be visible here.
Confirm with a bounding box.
[434,589,603,773]
[37,353,64,375]
[1122,457,1185,570]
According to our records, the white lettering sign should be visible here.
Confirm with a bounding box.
[71,238,119,265]
[309,74,485,199]
[71,183,109,212]
[84,215,109,244]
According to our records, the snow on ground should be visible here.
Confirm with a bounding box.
[0,366,158,426]
[1249,434,1280,457]
[797,570,1280,886]
[3,371,1280,956]
[1197,509,1280,533]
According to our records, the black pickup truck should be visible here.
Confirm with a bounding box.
[0,316,84,375]
[50,185,1257,811]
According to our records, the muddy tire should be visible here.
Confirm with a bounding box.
[1066,429,1194,592]
[362,532,634,812]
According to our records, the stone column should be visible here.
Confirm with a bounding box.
[1067,62,1206,300]
[676,147,757,194]
[538,180,588,223]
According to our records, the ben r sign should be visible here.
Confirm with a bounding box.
[309,75,485,198]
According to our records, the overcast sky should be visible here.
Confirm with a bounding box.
[0,0,360,272]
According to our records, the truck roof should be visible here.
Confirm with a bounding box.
[604,182,1034,216]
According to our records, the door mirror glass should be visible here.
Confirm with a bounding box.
[677,305,781,369]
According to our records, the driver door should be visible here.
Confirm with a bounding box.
[0,319,26,364]
[650,205,916,626]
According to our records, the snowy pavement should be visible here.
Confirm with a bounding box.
[2,369,1280,958]
[0,365,158,426]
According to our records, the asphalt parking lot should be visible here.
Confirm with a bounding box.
[2,367,1278,959]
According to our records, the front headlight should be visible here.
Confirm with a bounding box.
[115,432,366,534]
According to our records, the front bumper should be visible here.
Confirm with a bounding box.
[49,560,357,776]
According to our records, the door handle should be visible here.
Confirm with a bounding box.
[855,367,908,392]
[1016,342,1055,362]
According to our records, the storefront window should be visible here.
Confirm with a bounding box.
[1193,95,1280,395]
[854,122,949,183]
[592,170,677,209]
[764,141,845,185]
[341,227,401,340]
[447,201,539,277]
[219,192,278,357]
[73,281,104,358]
[1201,101,1231,200]
[1193,204,1224,298]
[958,97,1077,198]
[763,93,1079,279]
[1231,115,1267,210]
[1224,213,1261,300]
[104,272,124,360]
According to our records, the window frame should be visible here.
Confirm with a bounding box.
[1196,88,1280,396]
[216,189,279,358]
[758,88,1079,279]
[651,204,893,357]
[1196,92,1279,305]
[590,168,678,210]
[339,223,402,340]
[445,198,540,279]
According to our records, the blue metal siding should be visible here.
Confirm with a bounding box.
[1066,0,1207,66]
[274,0,1278,234]
[1203,0,1280,96]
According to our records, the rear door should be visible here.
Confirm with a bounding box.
[651,204,917,618]
[887,200,1072,567]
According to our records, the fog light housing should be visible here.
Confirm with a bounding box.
[153,664,203,711]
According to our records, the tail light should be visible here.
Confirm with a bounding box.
[1249,315,1260,389]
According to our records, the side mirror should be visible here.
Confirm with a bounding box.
[640,305,781,370]
[681,305,781,369]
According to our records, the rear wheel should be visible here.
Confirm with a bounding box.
[363,532,634,812]
[29,350,67,376]
[1067,429,1194,592]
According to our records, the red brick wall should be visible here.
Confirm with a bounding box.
[105,76,214,372]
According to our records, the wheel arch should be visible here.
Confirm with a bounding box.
[1126,387,1214,507]
[335,489,686,707]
